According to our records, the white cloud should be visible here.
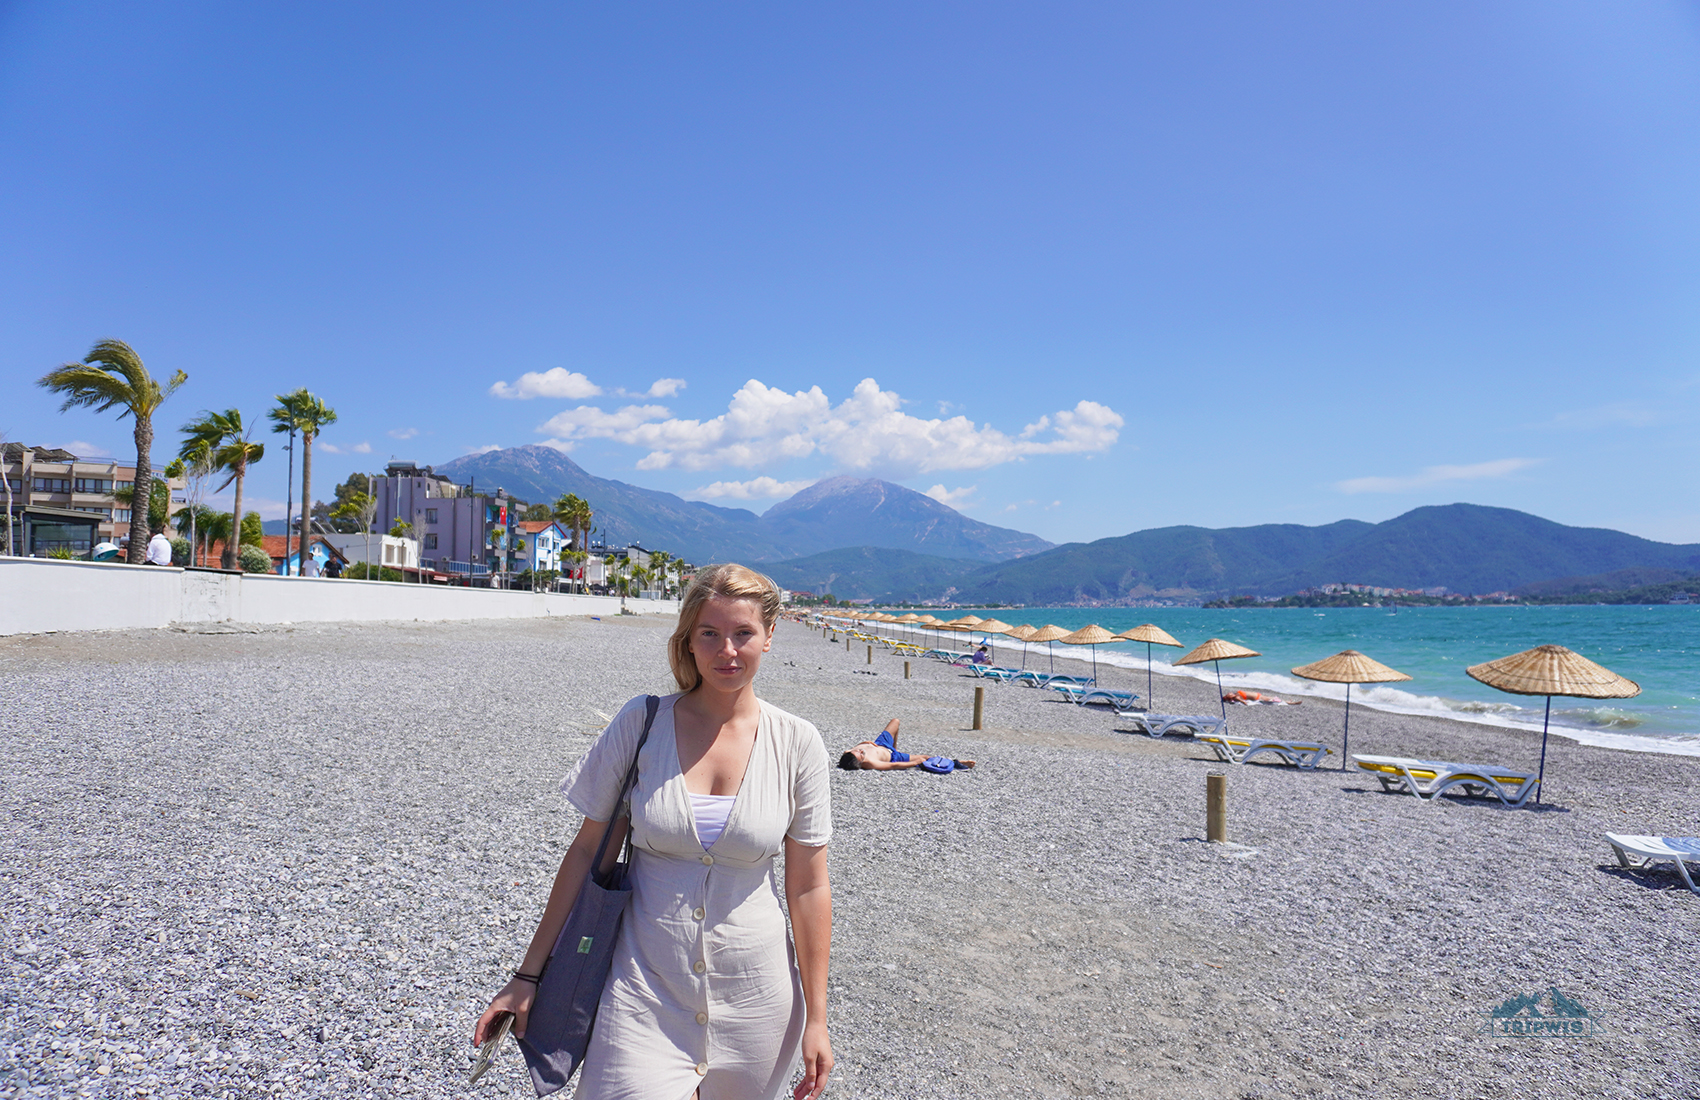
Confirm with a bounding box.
[1335,458,1541,495]
[687,477,816,501]
[463,443,504,455]
[490,368,604,401]
[539,404,673,438]
[316,440,373,455]
[63,440,111,457]
[645,378,686,398]
[387,427,419,440]
[924,484,977,508]
[538,438,578,454]
[532,378,1123,474]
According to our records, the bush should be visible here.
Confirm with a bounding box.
[238,544,273,573]
[47,546,78,560]
[342,561,403,582]
[170,537,191,566]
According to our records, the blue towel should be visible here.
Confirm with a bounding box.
[919,756,955,774]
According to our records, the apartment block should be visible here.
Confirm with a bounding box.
[2,443,185,549]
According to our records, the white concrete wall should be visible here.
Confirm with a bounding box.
[0,557,675,636]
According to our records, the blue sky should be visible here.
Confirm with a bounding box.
[4,2,1698,547]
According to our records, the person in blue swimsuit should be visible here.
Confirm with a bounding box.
[836,719,976,772]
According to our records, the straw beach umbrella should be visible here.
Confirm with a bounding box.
[1059,624,1117,685]
[1116,624,1183,710]
[1027,624,1071,673]
[1291,650,1412,771]
[1466,645,1640,805]
[1174,638,1261,718]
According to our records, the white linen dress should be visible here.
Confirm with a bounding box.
[562,693,832,1100]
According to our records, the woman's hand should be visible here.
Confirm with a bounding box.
[793,1020,833,1100]
[473,977,537,1046]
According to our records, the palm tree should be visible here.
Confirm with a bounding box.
[269,389,336,576]
[179,409,265,570]
[37,339,187,563]
[551,493,595,588]
[650,551,672,598]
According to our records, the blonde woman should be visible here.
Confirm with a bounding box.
[476,563,834,1100]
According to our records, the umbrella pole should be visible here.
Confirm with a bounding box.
[1535,695,1551,805]
[1341,682,1352,772]
[1091,644,1098,686]
[1048,642,1054,675]
[1215,661,1226,719]
[1146,641,1154,711]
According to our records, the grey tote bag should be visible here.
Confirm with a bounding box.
[518,694,658,1096]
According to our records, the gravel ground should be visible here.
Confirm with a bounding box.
[2,615,1697,1099]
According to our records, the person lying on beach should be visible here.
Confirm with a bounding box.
[1222,690,1302,706]
[837,719,977,772]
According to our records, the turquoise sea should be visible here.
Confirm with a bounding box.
[889,605,1700,756]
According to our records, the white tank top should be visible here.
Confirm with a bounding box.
[689,792,737,849]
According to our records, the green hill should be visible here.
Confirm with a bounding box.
[955,504,1700,605]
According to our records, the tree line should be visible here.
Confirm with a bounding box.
[38,338,333,570]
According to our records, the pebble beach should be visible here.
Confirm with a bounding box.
[3,613,1697,1099]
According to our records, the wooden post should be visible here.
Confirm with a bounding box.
[1206,772,1227,842]
[846,636,851,652]
[904,660,910,680]
[972,686,984,730]
[867,645,872,664]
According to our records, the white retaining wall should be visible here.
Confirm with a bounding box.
[0,557,673,636]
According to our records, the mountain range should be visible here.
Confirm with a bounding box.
[423,448,1700,603]
[431,446,1052,564]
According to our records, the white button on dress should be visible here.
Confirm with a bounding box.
[562,694,833,1100]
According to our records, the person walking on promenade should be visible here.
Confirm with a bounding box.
[475,563,835,1100]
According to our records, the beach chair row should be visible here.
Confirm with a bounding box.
[1108,707,1547,808]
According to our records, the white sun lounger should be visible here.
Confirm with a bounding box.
[1113,712,1227,740]
[1199,735,1332,770]
[1351,755,1539,808]
[1605,834,1700,895]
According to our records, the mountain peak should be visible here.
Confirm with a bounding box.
[421,448,1051,564]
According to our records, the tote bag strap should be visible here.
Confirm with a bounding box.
[588,695,659,877]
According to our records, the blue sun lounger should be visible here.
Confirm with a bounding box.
[1049,684,1138,708]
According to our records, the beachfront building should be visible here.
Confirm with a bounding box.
[322,533,419,573]
[368,461,506,579]
[515,519,569,574]
[2,443,186,552]
[259,535,349,576]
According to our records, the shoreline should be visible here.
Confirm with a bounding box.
[835,612,1700,757]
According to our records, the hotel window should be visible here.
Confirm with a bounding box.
[424,533,438,549]
[33,477,72,492]
[114,509,132,522]
[425,508,438,523]
[115,481,133,492]
[73,478,112,493]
